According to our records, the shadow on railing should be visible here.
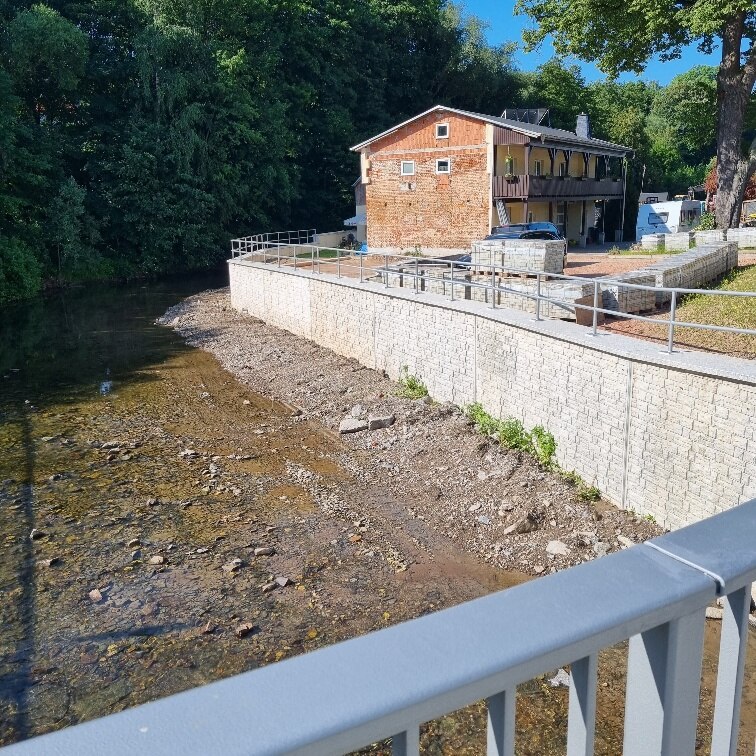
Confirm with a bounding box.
[4,501,754,755]
[231,241,756,356]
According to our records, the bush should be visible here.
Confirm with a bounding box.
[0,236,43,303]
[697,211,716,231]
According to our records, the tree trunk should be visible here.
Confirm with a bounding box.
[715,13,756,229]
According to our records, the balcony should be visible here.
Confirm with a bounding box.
[4,499,754,756]
[493,174,624,200]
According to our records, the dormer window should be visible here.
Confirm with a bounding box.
[435,123,449,139]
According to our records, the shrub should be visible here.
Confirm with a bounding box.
[697,211,716,231]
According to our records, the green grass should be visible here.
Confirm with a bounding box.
[607,245,681,256]
[295,249,340,259]
[396,367,429,399]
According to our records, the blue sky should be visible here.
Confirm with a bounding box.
[462,0,719,85]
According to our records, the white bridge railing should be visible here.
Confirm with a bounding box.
[3,499,755,755]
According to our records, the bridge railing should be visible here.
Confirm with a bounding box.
[4,499,754,755]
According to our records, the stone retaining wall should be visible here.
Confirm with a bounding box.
[229,258,756,530]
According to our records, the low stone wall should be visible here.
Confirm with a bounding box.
[229,258,756,530]
[640,234,664,251]
[727,227,756,249]
[601,271,657,314]
[470,240,565,275]
[664,232,692,251]
[641,243,737,304]
[694,230,726,245]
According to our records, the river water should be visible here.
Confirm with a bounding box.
[1,276,753,753]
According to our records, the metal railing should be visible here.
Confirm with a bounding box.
[232,241,756,355]
[230,229,316,258]
[4,499,754,755]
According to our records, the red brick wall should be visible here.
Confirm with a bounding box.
[363,112,490,251]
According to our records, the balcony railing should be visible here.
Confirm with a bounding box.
[4,499,754,755]
[492,174,624,200]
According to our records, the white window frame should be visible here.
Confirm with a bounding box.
[435,158,451,174]
[533,160,543,176]
[556,207,566,226]
[435,123,449,139]
[400,160,415,176]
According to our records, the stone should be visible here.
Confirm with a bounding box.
[548,669,571,688]
[593,542,608,558]
[348,534,362,543]
[476,515,491,526]
[29,528,46,540]
[546,540,570,556]
[196,547,209,554]
[222,558,243,573]
[617,535,635,549]
[705,607,723,620]
[534,565,545,574]
[468,503,482,512]
[367,414,395,431]
[254,547,275,557]
[275,576,292,588]
[339,418,368,434]
[350,404,365,418]
[502,524,518,535]
[261,581,278,593]
[235,622,257,638]
[514,511,541,534]
[38,557,60,568]
[88,588,104,603]
[146,498,160,507]
[131,550,142,561]
[148,555,166,565]
[127,538,141,548]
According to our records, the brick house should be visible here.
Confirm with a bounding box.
[350,105,631,254]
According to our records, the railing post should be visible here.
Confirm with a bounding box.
[535,272,542,321]
[414,256,419,294]
[391,727,419,756]
[667,290,677,354]
[623,610,706,756]
[487,690,516,756]
[293,244,297,270]
[359,251,364,283]
[591,280,599,336]
[384,254,389,288]
[277,244,281,268]
[490,264,496,309]
[567,654,597,756]
[449,263,454,302]
[337,247,341,278]
[316,246,320,275]
[711,585,751,756]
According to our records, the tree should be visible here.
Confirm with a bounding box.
[515,0,756,228]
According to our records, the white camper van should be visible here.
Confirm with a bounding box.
[636,200,703,240]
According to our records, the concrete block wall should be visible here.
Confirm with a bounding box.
[229,258,756,529]
[664,232,693,251]
[727,227,756,248]
[601,272,657,313]
[470,240,565,274]
[694,230,725,245]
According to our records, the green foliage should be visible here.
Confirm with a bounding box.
[465,403,601,499]
[396,366,429,399]
[697,211,717,231]
[0,237,43,302]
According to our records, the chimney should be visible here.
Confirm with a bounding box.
[576,113,590,139]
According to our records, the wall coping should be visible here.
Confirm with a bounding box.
[228,257,756,387]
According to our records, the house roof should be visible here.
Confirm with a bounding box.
[350,105,631,155]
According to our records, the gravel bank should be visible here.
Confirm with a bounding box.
[160,288,661,577]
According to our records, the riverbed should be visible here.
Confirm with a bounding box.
[0,279,753,753]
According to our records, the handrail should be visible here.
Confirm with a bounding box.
[5,499,754,755]
[231,240,756,354]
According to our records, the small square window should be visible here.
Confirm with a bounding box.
[435,123,449,139]
[436,158,451,174]
[400,161,415,176]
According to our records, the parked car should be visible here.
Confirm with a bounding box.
[486,222,563,240]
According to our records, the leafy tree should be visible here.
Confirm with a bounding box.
[515,0,756,228]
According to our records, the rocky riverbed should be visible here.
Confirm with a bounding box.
[1,282,753,754]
